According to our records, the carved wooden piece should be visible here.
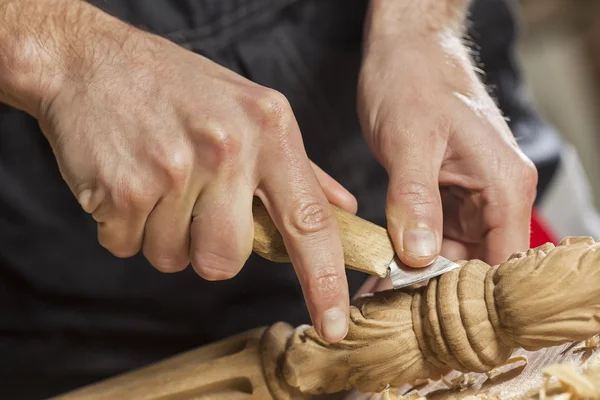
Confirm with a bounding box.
[55,237,600,400]
[284,237,600,395]
[252,197,392,278]
[52,325,305,400]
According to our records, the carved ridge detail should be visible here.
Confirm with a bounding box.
[282,237,600,395]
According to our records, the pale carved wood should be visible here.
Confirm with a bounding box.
[52,324,305,400]
[54,237,600,400]
[252,197,392,278]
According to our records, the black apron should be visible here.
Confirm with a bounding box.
[0,0,561,398]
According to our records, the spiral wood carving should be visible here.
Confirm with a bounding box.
[282,237,600,395]
[54,237,600,400]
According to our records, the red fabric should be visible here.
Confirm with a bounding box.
[530,208,559,247]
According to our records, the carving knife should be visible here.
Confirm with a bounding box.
[251,197,460,289]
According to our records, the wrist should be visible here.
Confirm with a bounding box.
[0,0,70,116]
[364,0,470,43]
[0,0,135,118]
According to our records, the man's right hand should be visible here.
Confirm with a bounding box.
[0,0,352,342]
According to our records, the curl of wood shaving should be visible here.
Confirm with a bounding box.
[538,362,600,400]
[573,336,598,356]
[583,336,599,349]
[486,355,529,379]
[442,373,476,391]
[382,388,425,400]
[379,340,600,400]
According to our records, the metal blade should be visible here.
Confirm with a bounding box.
[388,256,461,290]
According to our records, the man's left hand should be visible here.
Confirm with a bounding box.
[357,0,538,276]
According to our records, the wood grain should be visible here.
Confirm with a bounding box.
[52,328,272,400]
[252,197,392,278]
[348,343,600,399]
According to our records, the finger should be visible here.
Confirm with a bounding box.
[258,150,349,343]
[310,161,358,214]
[485,150,538,265]
[439,188,485,260]
[484,225,530,266]
[482,192,534,266]
[189,180,254,281]
[386,171,442,267]
[94,183,156,258]
[440,238,472,261]
[142,180,201,273]
[382,128,445,268]
[50,141,148,257]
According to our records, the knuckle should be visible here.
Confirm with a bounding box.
[480,186,513,223]
[286,198,335,236]
[389,180,437,208]
[191,250,245,280]
[308,266,343,298]
[75,183,102,214]
[255,89,293,133]
[159,149,195,189]
[521,159,539,201]
[497,152,538,206]
[113,182,154,211]
[203,121,242,169]
[124,188,152,211]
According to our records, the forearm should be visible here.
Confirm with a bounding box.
[0,0,133,118]
[0,0,71,115]
[364,0,471,41]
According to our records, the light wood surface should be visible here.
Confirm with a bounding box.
[281,238,600,395]
[51,237,600,400]
[252,197,393,278]
[349,342,600,399]
[52,328,274,400]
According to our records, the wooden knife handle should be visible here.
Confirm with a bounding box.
[252,197,393,278]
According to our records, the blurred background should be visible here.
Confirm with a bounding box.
[514,0,600,239]
[517,0,600,204]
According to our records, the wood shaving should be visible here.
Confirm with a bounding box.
[537,362,600,399]
[583,336,599,350]
[376,354,600,400]
[461,374,476,391]
[486,355,529,379]
[376,358,600,400]
[382,388,425,400]
[442,376,462,390]
[413,378,430,386]
[442,373,476,391]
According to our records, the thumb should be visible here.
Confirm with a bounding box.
[386,167,443,268]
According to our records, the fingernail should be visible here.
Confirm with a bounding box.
[322,307,348,342]
[403,227,438,258]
